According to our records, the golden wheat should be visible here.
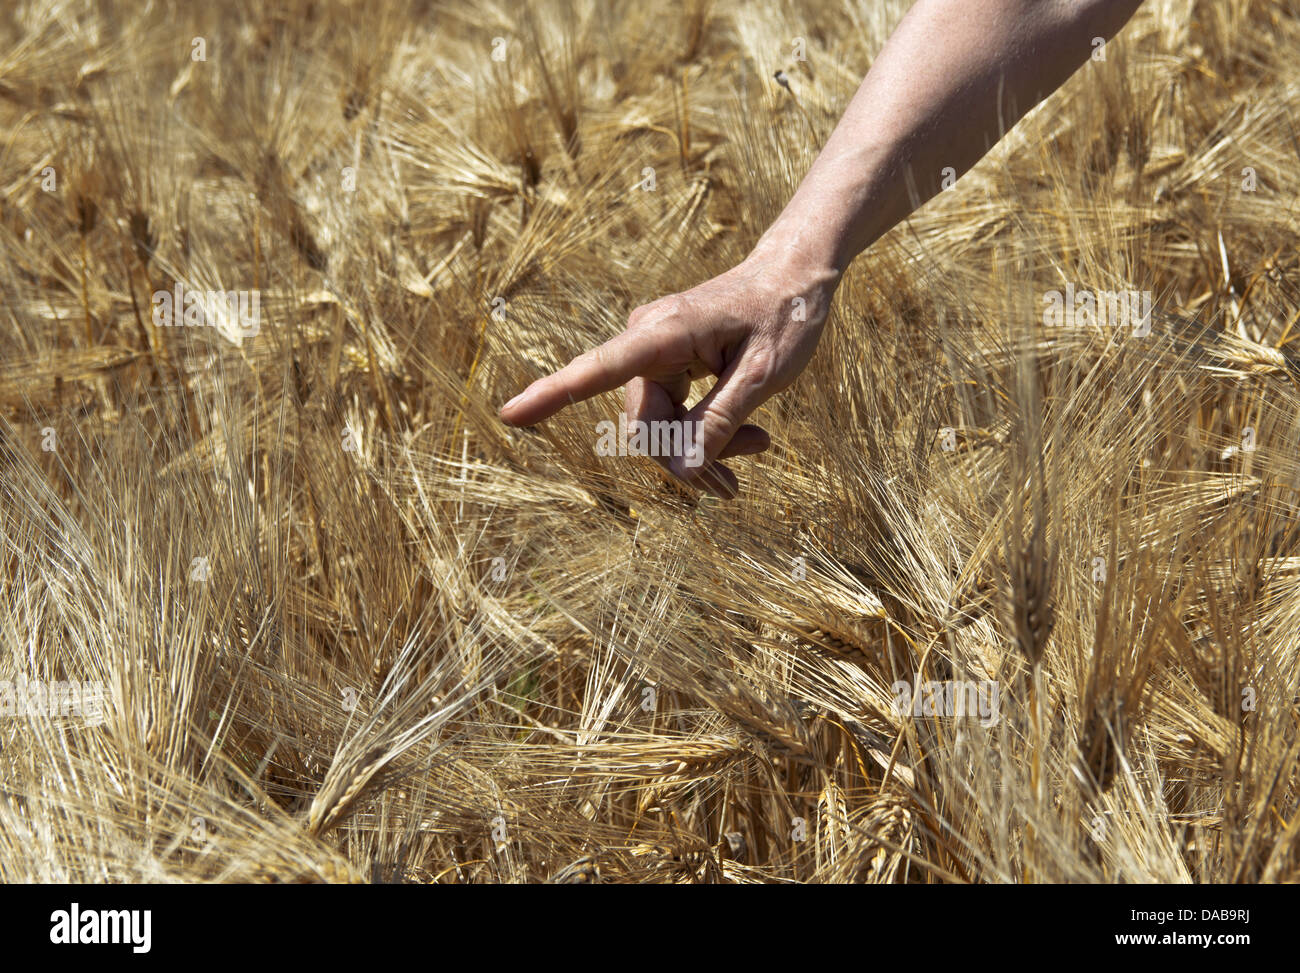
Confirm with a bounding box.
[1,0,1299,884]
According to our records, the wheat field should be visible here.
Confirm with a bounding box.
[1,0,1298,883]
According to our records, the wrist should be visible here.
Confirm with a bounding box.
[737,234,841,337]
[746,224,844,299]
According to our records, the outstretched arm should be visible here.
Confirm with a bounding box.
[500,0,1145,498]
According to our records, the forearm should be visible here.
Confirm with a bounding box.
[500,0,1149,490]
[753,0,1144,277]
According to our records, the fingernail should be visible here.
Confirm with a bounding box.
[502,391,526,411]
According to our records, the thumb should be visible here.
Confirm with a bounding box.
[670,350,772,480]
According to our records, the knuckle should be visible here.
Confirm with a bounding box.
[743,344,779,388]
[632,294,686,327]
[657,294,687,318]
[704,400,745,441]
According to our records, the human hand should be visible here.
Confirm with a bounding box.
[499,244,840,498]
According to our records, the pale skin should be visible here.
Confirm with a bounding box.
[499,0,1146,498]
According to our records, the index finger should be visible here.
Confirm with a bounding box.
[499,328,662,426]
